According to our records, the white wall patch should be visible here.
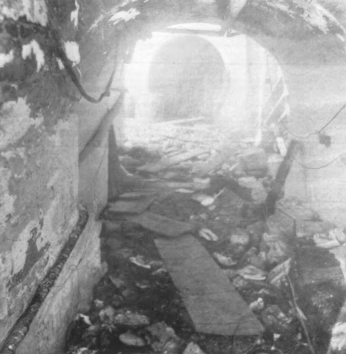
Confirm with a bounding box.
[0,50,14,68]
[22,40,45,72]
[71,0,80,27]
[64,41,80,66]
[0,0,48,26]
[109,8,140,25]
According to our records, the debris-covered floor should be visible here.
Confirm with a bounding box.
[66,119,346,354]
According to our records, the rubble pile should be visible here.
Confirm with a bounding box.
[65,119,346,354]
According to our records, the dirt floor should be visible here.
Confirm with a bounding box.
[65,119,346,354]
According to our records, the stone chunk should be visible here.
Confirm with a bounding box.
[238,148,267,171]
[296,220,334,238]
[183,343,206,354]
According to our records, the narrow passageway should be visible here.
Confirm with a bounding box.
[4,1,346,354]
[65,116,346,354]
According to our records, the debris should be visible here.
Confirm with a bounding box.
[273,333,281,341]
[261,233,291,265]
[295,220,334,238]
[238,265,267,281]
[240,247,267,270]
[106,194,156,215]
[119,331,146,347]
[183,342,206,354]
[199,228,219,242]
[229,229,250,246]
[113,310,150,326]
[267,258,292,288]
[109,275,125,289]
[103,221,121,233]
[191,192,215,206]
[129,255,151,269]
[261,305,294,334]
[128,212,195,238]
[176,188,194,194]
[246,221,267,246]
[94,299,104,309]
[232,275,251,290]
[138,149,208,173]
[76,314,92,326]
[147,322,180,354]
[267,211,295,238]
[238,147,268,172]
[72,349,96,354]
[330,322,346,352]
[152,268,167,276]
[250,298,265,312]
[119,191,157,200]
[193,177,211,190]
[193,152,227,176]
[238,177,267,204]
[135,280,150,289]
[213,252,237,267]
[313,228,346,249]
[99,306,115,323]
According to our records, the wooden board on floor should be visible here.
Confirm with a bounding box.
[107,195,156,215]
[138,149,208,174]
[119,191,156,200]
[128,212,195,237]
[154,235,263,336]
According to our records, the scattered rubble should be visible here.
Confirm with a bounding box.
[65,119,346,354]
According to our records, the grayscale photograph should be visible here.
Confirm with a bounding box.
[1,1,346,354]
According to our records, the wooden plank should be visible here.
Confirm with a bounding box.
[107,195,156,215]
[155,236,263,336]
[193,153,226,176]
[138,149,208,173]
[128,212,195,237]
[119,191,156,200]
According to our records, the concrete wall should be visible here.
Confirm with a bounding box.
[233,0,346,226]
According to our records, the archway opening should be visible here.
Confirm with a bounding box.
[148,35,226,121]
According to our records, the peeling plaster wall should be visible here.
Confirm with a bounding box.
[0,104,79,346]
[0,0,125,351]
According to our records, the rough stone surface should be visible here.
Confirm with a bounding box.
[16,218,103,354]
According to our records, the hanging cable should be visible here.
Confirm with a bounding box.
[50,28,126,104]
[279,100,346,139]
[293,155,340,170]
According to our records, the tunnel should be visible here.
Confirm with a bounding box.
[148,35,226,121]
[2,1,346,354]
